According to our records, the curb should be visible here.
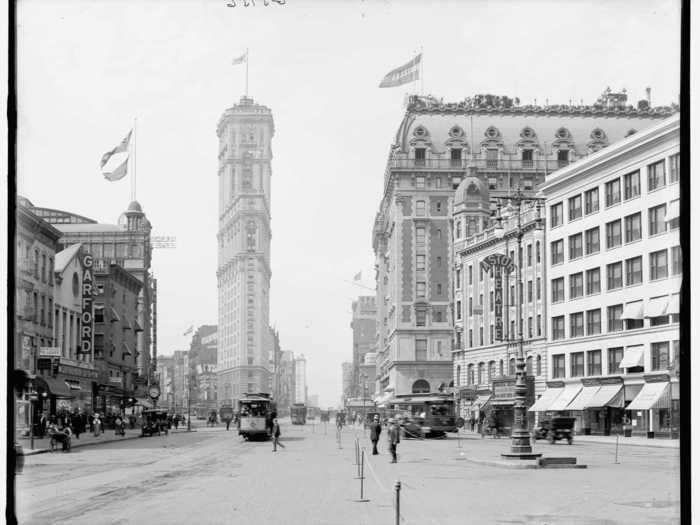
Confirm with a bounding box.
[20,433,143,456]
[571,438,679,450]
[456,455,539,469]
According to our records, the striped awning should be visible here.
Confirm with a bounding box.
[667,294,680,315]
[619,347,644,369]
[664,200,680,221]
[528,387,564,412]
[645,296,669,318]
[621,301,644,320]
[627,382,671,411]
[548,384,582,411]
[586,384,624,408]
[566,385,600,411]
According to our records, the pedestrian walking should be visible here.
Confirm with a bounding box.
[38,412,48,438]
[225,417,232,431]
[272,418,285,452]
[93,413,102,437]
[369,415,382,455]
[71,410,81,440]
[387,418,400,463]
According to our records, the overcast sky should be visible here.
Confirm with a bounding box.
[16,0,680,408]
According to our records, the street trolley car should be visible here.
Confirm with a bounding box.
[237,393,276,440]
[290,403,307,425]
[388,393,457,438]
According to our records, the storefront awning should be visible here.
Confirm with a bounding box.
[122,342,133,356]
[626,382,671,411]
[621,301,644,320]
[34,375,75,399]
[548,384,583,411]
[586,384,624,408]
[644,296,669,318]
[134,320,144,332]
[110,307,121,322]
[667,294,680,315]
[619,346,644,369]
[566,385,600,411]
[664,200,680,221]
[528,387,564,412]
[471,394,492,410]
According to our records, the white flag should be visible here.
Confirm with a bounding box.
[232,51,248,65]
[379,54,421,88]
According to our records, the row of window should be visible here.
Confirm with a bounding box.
[457,354,544,386]
[550,154,679,228]
[551,305,678,341]
[551,246,681,301]
[551,340,679,379]
[550,205,678,265]
[459,315,543,348]
[18,242,55,285]
[456,278,543,321]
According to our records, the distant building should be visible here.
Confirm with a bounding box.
[277,351,296,414]
[157,356,175,411]
[216,96,275,402]
[359,353,377,399]
[172,350,188,413]
[294,354,307,404]
[341,362,353,406]
[308,394,319,408]
[189,325,218,412]
[351,296,376,397]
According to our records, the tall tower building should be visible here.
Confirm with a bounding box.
[216,96,275,404]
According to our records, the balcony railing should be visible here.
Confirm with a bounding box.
[389,155,567,173]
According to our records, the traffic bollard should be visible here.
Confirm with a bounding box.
[394,480,401,525]
[615,434,620,464]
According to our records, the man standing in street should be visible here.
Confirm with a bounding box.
[369,415,382,455]
[387,418,400,463]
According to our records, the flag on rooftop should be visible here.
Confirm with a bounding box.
[379,53,421,88]
[183,326,194,336]
[232,51,248,65]
[353,271,362,281]
[100,130,132,181]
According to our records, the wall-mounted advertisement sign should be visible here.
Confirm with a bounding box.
[80,254,94,355]
[480,253,515,342]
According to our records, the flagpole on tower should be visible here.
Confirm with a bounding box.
[420,45,424,96]
[245,48,249,97]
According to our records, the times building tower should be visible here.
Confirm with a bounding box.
[216,96,274,404]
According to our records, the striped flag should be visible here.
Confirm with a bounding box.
[183,326,194,336]
[379,54,421,88]
[232,51,248,65]
[100,130,132,181]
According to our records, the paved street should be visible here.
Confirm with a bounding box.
[14,420,679,525]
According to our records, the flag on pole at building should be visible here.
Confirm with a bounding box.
[232,51,248,65]
[100,130,132,181]
[183,326,194,336]
[378,53,421,88]
[353,271,362,281]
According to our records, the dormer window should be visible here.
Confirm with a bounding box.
[450,148,462,167]
[557,149,569,167]
[522,149,533,168]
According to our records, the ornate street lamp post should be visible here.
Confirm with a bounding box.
[491,189,544,460]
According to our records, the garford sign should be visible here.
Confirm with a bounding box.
[39,346,61,357]
[80,254,94,355]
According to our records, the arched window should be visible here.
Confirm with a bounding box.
[488,361,496,382]
[467,365,475,385]
[456,220,462,239]
[536,355,542,376]
[526,356,533,375]
[499,359,504,376]
[477,362,485,384]
[509,358,516,376]
[412,379,430,394]
[456,365,461,387]
[536,241,541,263]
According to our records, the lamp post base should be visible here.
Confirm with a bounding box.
[501,452,542,460]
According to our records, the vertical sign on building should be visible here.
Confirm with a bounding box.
[80,254,94,356]
[481,253,515,343]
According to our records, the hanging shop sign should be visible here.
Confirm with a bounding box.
[80,254,94,355]
[480,253,515,342]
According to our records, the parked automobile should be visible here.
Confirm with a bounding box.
[532,417,575,445]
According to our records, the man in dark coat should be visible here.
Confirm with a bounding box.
[272,418,285,452]
[369,415,382,455]
[387,418,401,463]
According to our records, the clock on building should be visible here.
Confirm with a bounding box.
[148,385,161,399]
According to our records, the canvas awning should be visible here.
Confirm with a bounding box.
[548,384,583,411]
[586,384,625,408]
[122,342,133,356]
[621,301,644,320]
[566,385,600,411]
[134,320,144,332]
[528,387,564,412]
[665,200,680,221]
[667,294,680,315]
[626,382,671,411]
[619,346,644,369]
[471,394,492,410]
[644,296,669,318]
[34,375,75,399]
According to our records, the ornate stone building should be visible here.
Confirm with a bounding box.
[216,96,274,403]
[373,90,677,405]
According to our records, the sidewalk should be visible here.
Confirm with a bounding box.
[16,426,195,456]
[456,429,679,448]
